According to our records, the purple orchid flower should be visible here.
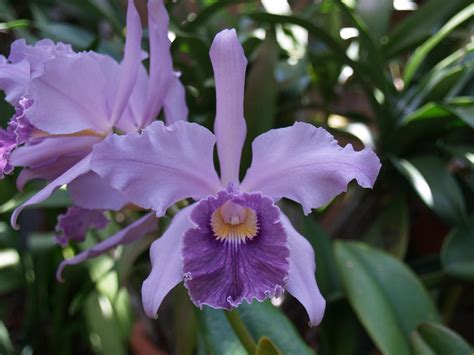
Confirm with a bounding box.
[90,29,381,326]
[0,0,187,232]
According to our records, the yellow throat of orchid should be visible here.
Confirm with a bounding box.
[211,200,259,244]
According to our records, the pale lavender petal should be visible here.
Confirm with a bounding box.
[164,73,188,125]
[10,135,100,168]
[55,206,108,246]
[0,58,29,105]
[57,212,157,281]
[68,172,128,211]
[11,154,91,229]
[91,121,222,216]
[15,160,81,191]
[115,64,148,132]
[142,0,174,126]
[241,122,381,215]
[280,213,325,326]
[109,0,143,126]
[183,189,289,309]
[0,39,75,105]
[27,54,111,134]
[210,29,247,185]
[142,205,194,318]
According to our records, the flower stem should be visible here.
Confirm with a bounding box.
[224,310,257,354]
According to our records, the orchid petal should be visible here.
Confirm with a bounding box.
[109,0,143,126]
[57,212,157,281]
[210,29,247,185]
[68,172,128,211]
[280,213,326,326]
[91,121,222,216]
[241,122,381,214]
[142,0,174,125]
[11,154,91,229]
[142,205,194,318]
[164,73,188,124]
[0,57,29,105]
[27,54,112,134]
[10,135,100,168]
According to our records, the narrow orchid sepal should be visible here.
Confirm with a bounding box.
[210,29,247,185]
[57,212,157,281]
[142,205,195,318]
[280,213,326,326]
[11,154,92,230]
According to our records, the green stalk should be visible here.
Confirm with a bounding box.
[224,310,257,354]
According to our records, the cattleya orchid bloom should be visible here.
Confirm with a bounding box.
[0,0,186,253]
[91,29,381,326]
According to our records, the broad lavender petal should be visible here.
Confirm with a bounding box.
[57,212,157,281]
[11,154,92,229]
[210,29,248,185]
[183,190,289,309]
[241,122,381,215]
[280,213,326,326]
[27,54,112,134]
[1,39,75,105]
[55,206,108,246]
[68,172,128,211]
[142,205,194,318]
[91,121,222,216]
[0,58,29,105]
[109,0,143,126]
[142,0,174,126]
[164,73,188,125]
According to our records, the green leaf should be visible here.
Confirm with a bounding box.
[392,156,466,225]
[0,321,13,355]
[238,301,313,355]
[385,0,471,57]
[335,241,441,355]
[84,290,127,355]
[363,195,409,258]
[196,308,246,355]
[301,216,342,299]
[441,220,474,280]
[356,0,392,38]
[256,337,281,355]
[411,322,472,355]
[403,4,474,85]
[242,27,279,174]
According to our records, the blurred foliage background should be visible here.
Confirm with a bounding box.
[0,0,473,354]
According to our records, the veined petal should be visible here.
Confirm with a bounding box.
[164,73,188,125]
[109,0,143,126]
[68,172,128,211]
[57,212,157,281]
[142,0,174,125]
[91,121,222,216]
[27,54,111,134]
[0,58,29,105]
[241,122,381,215]
[142,205,194,318]
[11,154,91,229]
[280,213,326,326]
[210,29,247,185]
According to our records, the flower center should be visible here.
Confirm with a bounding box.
[210,200,259,244]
